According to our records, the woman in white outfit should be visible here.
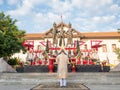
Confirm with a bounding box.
[56,49,69,87]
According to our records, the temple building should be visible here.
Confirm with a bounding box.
[16,22,120,67]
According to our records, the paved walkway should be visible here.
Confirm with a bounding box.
[0,84,120,90]
[0,72,120,90]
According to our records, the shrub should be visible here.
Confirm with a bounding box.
[7,57,20,65]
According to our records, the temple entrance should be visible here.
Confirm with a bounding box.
[20,22,110,72]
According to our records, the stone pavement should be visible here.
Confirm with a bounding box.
[0,72,120,90]
[0,83,120,90]
[31,83,90,90]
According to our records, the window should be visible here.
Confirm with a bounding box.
[112,44,116,51]
[102,44,107,52]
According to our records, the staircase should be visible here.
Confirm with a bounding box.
[0,72,120,85]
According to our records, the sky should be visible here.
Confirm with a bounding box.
[0,0,120,33]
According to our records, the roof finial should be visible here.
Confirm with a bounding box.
[60,14,63,23]
[69,22,71,28]
[53,22,56,27]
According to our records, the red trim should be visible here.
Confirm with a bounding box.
[91,45,102,48]
[23,40,34,50]
[49,47,76,50]
[91,40,102,50]
[39,41,46,46]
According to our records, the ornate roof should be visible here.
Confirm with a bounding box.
[24,22,120,40]
[44,22,83,38]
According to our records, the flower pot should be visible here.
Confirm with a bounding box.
[48,64,54,73]
[77,60,81,65]
[72,65,76,72]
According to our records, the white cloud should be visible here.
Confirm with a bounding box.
[110,4,120,13]
[7,0,18,5]
[6,0,47,17]
[109,28,117,31]
[34,13,46,24]
[16,21,24,28]
[16,20,27,30]
[92,16,115,23]
[33,12,60,28]
[7,0,32,17]
[48,0,72,13]
[73,14,117,32]
[116,20,120,26]
[26,0,46,5]
[71,0,84,9]
[72,17,97,32]
[72,0,112,9]
[33,11,71,26]
[47,12,60,22]
[5,0,120,33]
[0,0,3,5]
[71,0,115,17]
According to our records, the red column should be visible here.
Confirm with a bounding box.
[48,58,54,73]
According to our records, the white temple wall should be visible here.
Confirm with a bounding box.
[12,52,27,62]
[11,38,120,66]
[82,39,120,65]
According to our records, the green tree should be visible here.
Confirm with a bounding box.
[114,29,120,61]
[118,29,120,42]
[114,48,120,61]
[45,39,49,53]
[76,40,81,55]
[0,12,26,60]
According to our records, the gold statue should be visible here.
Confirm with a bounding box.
[59,24,65,47]
[52,22,59,45]
[66,23,73,46]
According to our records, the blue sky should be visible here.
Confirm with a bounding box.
[0,0,120,33]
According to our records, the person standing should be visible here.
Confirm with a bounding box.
[56,49,69,87]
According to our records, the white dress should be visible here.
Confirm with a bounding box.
[56,52,69,79]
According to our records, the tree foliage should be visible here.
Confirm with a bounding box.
[114,48,120,61]
[0,12,26,60]
[76,40,81,55]
[118,29,120,42]
[45,39,49,53]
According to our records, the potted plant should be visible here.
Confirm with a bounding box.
[7,57,21,69]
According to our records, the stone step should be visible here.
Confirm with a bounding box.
[1,72,120,78]
[0,72,120,85]
[0,72,120,78]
